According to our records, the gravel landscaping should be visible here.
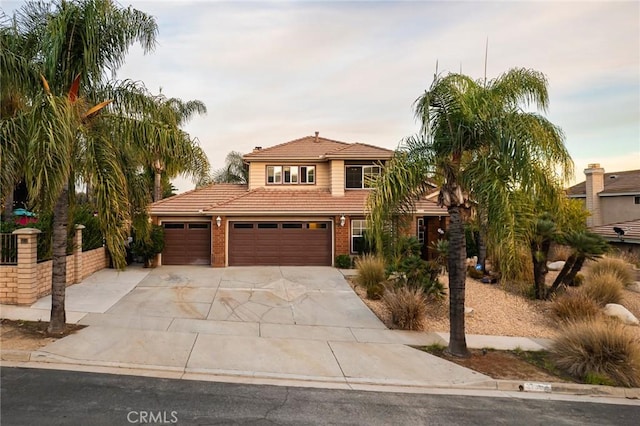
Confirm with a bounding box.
[351,272,640,339]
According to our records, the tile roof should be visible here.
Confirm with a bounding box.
[150,184,447,217]
[212,188,446,216]
[242,135,393,161]
[324,143,393,160]
[149,183,247,215]
[591,219,640,244]
[567,169,640,196]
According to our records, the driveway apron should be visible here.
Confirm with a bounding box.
[35,266,488,387]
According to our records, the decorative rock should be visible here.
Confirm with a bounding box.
[547,261,565,271]
[603,304,639,326]
[465,307,474,316]
[628,282,640,294]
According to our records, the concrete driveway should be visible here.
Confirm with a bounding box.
[83,266,386,331]
[28,266,490,389]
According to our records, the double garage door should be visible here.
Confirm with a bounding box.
[162,222,211,265]
[229,221,332,266]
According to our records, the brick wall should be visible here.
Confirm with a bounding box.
[335,215,350,257]
[212,217,226,267]
[82,247,108,279]
[0,246,108,305]
[0,266,18,304]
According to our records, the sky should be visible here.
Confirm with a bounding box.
[3,0,640,192]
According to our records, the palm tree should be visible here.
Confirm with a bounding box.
[212,151,248,184]
[146,95,208,202]
[0,0,162,333]
[549,230,609,294]
[529,213,557,299]
[369,68,572,356]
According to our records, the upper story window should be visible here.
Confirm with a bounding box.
[635,196,640,205]
[346,165,381,189]
[267,165,315,184]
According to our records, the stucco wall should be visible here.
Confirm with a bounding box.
[330,160,345,196]
[601,196,640,225]
[248,161,331,191]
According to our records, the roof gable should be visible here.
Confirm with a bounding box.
[243,135,350,161]
[242,135,393,162]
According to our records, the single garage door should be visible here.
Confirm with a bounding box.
[162,222,211,265]
[229,221,332,266]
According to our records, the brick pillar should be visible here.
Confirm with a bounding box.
[335,215,350,257]
[74,225,85,283]
[212,216,226,267]
[13,228,40,305]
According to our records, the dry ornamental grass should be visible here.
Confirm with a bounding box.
[551,319,640,387]
[352,273,640,339]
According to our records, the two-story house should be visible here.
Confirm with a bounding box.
[566,163,640,256]
[149,134,447,267]
[567,163,640,227]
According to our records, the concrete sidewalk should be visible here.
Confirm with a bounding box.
[1,266,638,401]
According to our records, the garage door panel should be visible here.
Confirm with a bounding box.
[162,222,211,265]
[229,221,331,266]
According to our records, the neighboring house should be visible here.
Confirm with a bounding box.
[567,164,640,256]
[149,133,447,267]
[567,164,640,227]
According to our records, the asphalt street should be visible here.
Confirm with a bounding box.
[1,367,638,425]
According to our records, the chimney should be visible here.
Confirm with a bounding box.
[253,146,262,152]
[314,131,319,143]
[584,163,604,227]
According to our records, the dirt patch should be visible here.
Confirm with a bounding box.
[422,346,575,383]
[0,319,85,351]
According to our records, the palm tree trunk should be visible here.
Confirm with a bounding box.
[477,230,487,271]
[562,256,586,287]
[3,189,14,222]
[153,170,162,202]
[549,254,576,297]
[531,245,547,300]
[531,238,551,299]
[48,187,68,334]
[447,205,469,357]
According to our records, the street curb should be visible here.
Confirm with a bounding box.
[2,349,639,400]
[1,349,32,362]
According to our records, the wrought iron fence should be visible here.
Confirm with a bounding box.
[0,233,18,265]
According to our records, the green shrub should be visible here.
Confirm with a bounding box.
[355,254,386,299]
[387,256,445,300]
[383,286,426,330]
[73,204,104,251]
[587,257,634,287]
[551,319,640,387]
[582,271,624,307]
[550,291,600,322]
[132,225,164,266]
[429,239,449,267]
[335,254,352,269]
